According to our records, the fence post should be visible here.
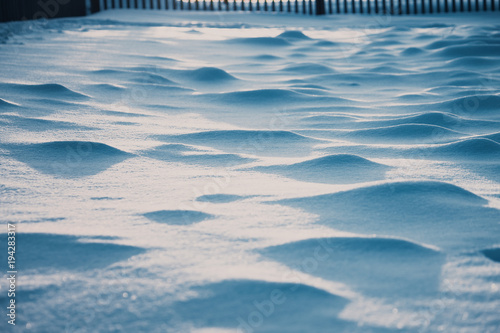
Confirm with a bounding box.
[316,0,326,13]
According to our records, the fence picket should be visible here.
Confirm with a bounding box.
[2,0,500,23]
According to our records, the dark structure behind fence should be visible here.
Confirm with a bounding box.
[1,0,498,22]
[0,0,86,22]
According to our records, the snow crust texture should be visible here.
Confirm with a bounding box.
[0,11,500,333]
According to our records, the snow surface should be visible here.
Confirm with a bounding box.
[1,9,500,333]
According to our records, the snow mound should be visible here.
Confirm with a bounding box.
[147,143,196,153]
[341,124,464,144]
[391,112,464,126]
[172,279,354,333]
[281,63,335,74]
[260,237,444,298]
[226,36,291,46]
[367,64,409,73]
[143,143,254,166]
[0,114,94,132]
[4,141,132,178]
[277,181,500,249]
[81,83,128,102]
[314,40,338,47]
[440,95,500,113]
[379,112,500,133]
[143,210,214,225]
[284,154,382,168]
[155,130,319,157]
[24,140,128,156]
[481,248,500,263]
[161,130,308,142]
[445,56,500,69]
[425,39,459,50]
[157,130,315,142]
[250,154,391,184]
[401,47,426,56]
[436,44,500,58]
[284,181,488,206]
[301,114,360,123]
[431,138,500,160]
[181,67,237,82]
[0,83,89,100]
[85,83,126,92]
[4,233,145,272]
[395,94,500,115]
[196,194,248,203]
[92,69,178,86]
[277,30,312,40]
[251,54,282,61]
[201,88,310,105]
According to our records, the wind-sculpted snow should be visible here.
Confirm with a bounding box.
[196,194,249,203]
[429,138,500,161]
[85,83,127,92]
[143,210,214,225]
[481,248,500,263]
[479,131,500,143]
[301,112,500,133]
[154,130,320,156]
[300,114,361,126]
[90,69,179,86]
[314,40,338,47]
[322,137,500,166]
[396,95,500,115]
[337,124,465,144]
[378,112,500,131]
[276,181,500,249]
[0,83,89,100]
[171,279,359,333]
[444,56,500,69]
[225,36,291,46]
[156,130,315,142]
[366,64,413,73]
[200,88,352,105]
[400,47,426,56]
[2,11,500,333]
[281,63,336,74]
[0,115,95,132]
[251,54,282,61]
[0,98,18,109]
[170,67,238,83]
[435,44,500,58]
[249,154,391,184]
[3,141,132,177]
[260,237,444,298]
[143,143,254,166]
[277,31,312,40]
[0,233,146,272]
